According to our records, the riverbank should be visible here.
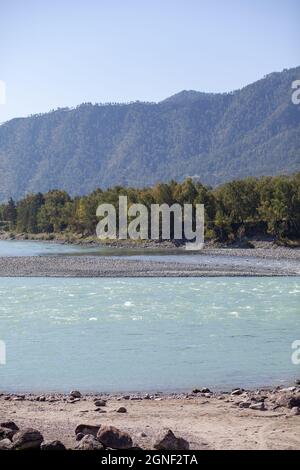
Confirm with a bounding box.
[1,230,300,250]
[0,386,299,450]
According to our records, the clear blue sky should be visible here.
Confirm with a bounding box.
[0,0,299,122]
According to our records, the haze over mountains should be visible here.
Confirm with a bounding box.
[0,66,299,202]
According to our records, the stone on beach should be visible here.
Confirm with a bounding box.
[288,395,300,408]
[231,388,244,396]
[12,428,43,450]
[75,434,104,450]
[193,387,211,394]
[94,408,107,413]
[75,424,100,438]
[117,406,127,413]
[0,438,12,450]
[94,399,106,407]
[97,425,133,449]
[276,394,300,409]
[239,401,252,409]
[70,390,82,399]
[249,402,265,411]
[0,421,19,431]
[40,440,66,450]
[154,429,189,450]
[0,426,17,440]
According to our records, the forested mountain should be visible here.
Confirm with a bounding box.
[0,66,299,202]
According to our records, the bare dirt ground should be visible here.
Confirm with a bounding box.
[1,390,299,450]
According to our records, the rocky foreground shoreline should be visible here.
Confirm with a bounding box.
[0,384,299,450]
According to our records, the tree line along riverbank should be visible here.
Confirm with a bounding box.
[0,174,299,245]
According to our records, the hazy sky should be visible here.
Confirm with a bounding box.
[0,0,299,122]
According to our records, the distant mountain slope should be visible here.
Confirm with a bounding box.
[0,66,299,202]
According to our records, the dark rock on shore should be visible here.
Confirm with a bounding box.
[12,428,43,450]
[193,387,211,394]
[0,426,17,440]
[70,390,82,399]
[75,424,100,438]
[249,402,265,411]
[231,388,245,396]
[0,421,19,431]
[154,429,189,450]
[239,401,251,409]
[0,438,12,450]
[94,399,106,407]
[276,393,300,409]
[289,395,300,408]
[117,406,127,413]
[41,440,66,450]
[97,425,133,449]
[75,434,104,450]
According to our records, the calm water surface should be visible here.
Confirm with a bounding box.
[0,277,299,392]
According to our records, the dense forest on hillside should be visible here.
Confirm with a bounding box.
[1,174,299,244]
[0,66,299,203]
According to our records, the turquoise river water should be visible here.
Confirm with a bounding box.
[0,276,299,392]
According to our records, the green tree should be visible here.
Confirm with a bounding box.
[3,197,17,229]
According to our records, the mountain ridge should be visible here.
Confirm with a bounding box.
[0,66,299,202]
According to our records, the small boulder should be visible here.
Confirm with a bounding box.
[76,434,104,450]
[281,387,296,393]
[0,421,19,431]
[239,401,251,409]
[94,399,106,407]
[41,440,66,450]
[75,424,100,438]
[0,426,16,440]
[0,438,12,450]
[193,387,211,394]
[290,407,300,416]
[231,388,244,396]
[97,425,133,450]
[289,395,300,408]
[154,429,189,450]
[276,394,300,409]
[70,390,82,399]
[249,402,265,411]
[117,407,127,413]
[12,428,43,450]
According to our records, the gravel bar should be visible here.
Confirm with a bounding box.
[0,250,299,277]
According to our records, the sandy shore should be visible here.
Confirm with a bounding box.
[0,246,299,277]
[0,387,299,450]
